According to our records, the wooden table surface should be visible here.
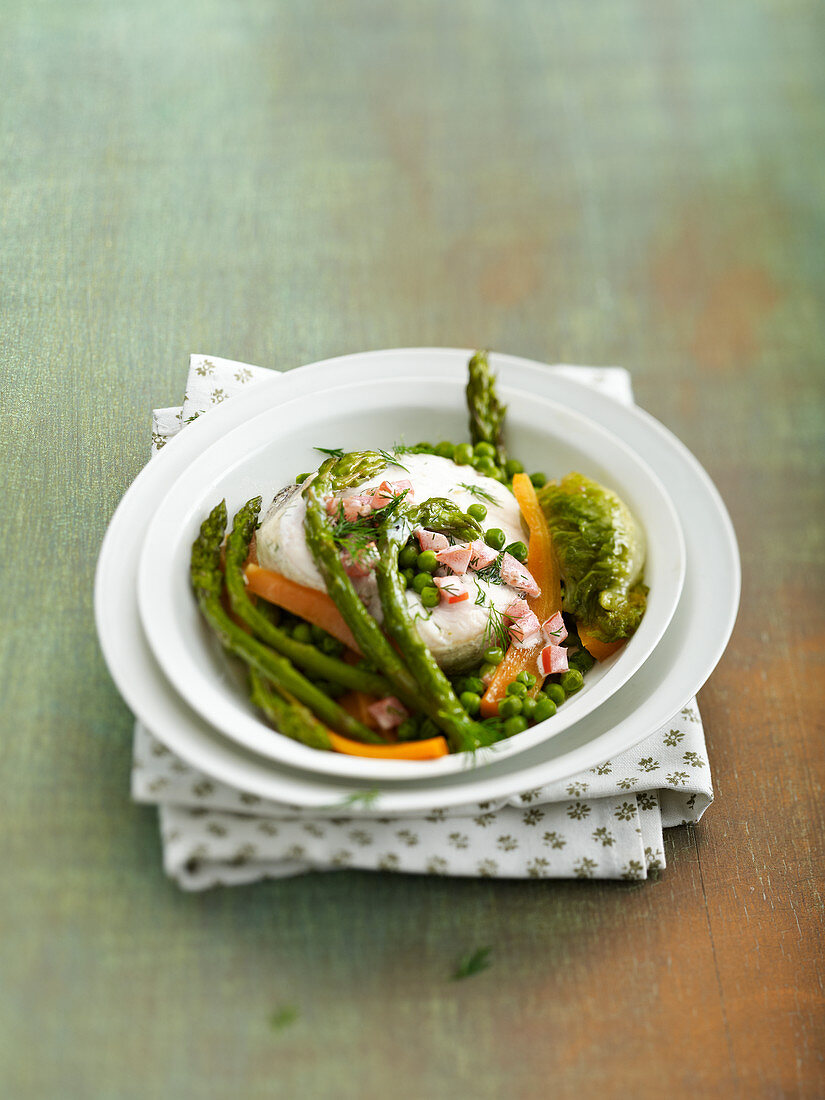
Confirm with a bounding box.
[3,2,823,1096]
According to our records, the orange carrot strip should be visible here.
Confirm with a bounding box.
[577,623,625,662]
[328,731,448,760]
[480,473,563,718]
[244,563,360,652]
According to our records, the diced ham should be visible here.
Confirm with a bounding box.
[541,611,568,644]
[415,528,449,552]
[367,695,408,731]
[341,543,376,578]
[508,609,541,643]
[327,493,373,522]
[467,540,498,570]
[504,598,531,621]
[499,552,541,598]
[433,576,471,604]
[435,544,472,575]
[371,479,414,509]
[538,643,569,676]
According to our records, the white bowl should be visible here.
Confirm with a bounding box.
[137,370,685,780]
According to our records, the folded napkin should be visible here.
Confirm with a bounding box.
[134,354,713,890]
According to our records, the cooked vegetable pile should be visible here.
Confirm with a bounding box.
[190,351,648,759]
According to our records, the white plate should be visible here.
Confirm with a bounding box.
[138,375,685,780]
[95,349,739,811]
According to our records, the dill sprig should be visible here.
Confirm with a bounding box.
[329,489,410,561]
[377,448,409,473]
[314,445,345,459]
[459,483,499,506]
[269,1006,299,1030]
[473,554,505,586]
[483,603,510,651]
[336,788,381,809]
[452,946,493,980]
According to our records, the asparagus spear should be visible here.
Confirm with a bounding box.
[190,501,381,743]
[374,515,489,754]
[224,496,392,697]
[466,349,507,466]
[249,669,332,751]
[302,458,421,710]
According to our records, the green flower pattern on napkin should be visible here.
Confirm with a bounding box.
[136,354,714,890]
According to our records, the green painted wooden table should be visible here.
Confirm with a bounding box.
[3,2,823,1096]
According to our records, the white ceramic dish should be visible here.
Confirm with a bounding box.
[138,375,685,780]
[95,349,740,811]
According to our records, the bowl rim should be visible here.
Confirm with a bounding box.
[135,369,686,781]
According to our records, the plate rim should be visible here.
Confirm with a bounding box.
[95,347,740,811]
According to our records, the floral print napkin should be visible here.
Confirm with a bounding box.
[133,354,713,890]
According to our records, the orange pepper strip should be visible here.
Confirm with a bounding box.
[244,562,360,653]
[480,473,563,718]
[577,623,625,662]
[328,732,448,760]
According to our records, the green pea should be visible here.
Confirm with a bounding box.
[484,528,506,551]
[309,623,326,643]
[396,717,419,742]
[520,696,537,720]
[467,502,488,523]
[320,636,343,657]
[451,677,467,696]
[504,458,524,478]
[416,550,439,573]
[453,442,474,465]
[479,662,497,681]
[473,441,496,458]
[459,691,481,715]
[401,568,416,588]
[560,669,585,695]
[399,543,419,569]
[506,680,527,697]
[475,456,499,476]
[503,715,529,737]
[420,586,440,608]
[530,472,547,488]
[414,442,435,454]
[292,623,312,644]
[435,441,456,459]
[463,676,485,695]
[420,717,440,740]
[411,572,431,593]
[483,647,505,665]
[543,683,566,705]
[532,696,557,722]
[505,541,529,563]
[498,695,523,718]
[295,472,310,484]
[568,649,596,673]
[516,670,537,687]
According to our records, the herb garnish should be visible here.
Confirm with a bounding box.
[335,788,381,810]
[483,603,510,651]
[269,1006,300,1030]
[377,448,409,473]
[452,946,493,980]
[459,483,499,506]
[473,554,504,586]
[315,446,345,459]
[329,489,410,561]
